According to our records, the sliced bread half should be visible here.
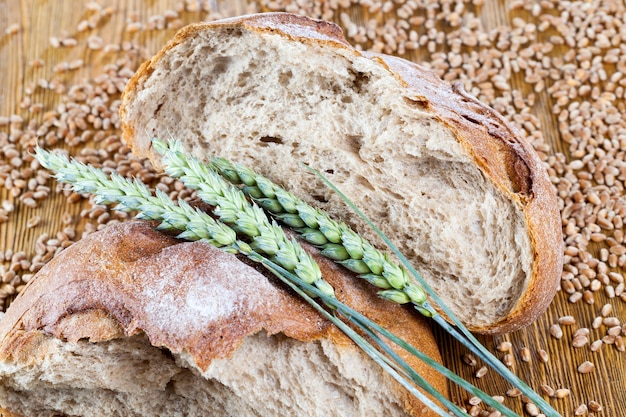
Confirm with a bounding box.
[0,221,444,417]
[120,13,562,333]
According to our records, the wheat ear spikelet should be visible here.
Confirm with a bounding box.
[34,147,239,248]
[34,147,333,298]
[216,157,427,309]
[154,141,428,313]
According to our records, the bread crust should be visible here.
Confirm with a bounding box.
[0,407,23,417]
[119,13,562,334]
[0,221,444,417]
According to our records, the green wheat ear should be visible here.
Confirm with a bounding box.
[34,146,238,249]
[35,145,335,300]
[207,153,431,312]
[152,139,335,299]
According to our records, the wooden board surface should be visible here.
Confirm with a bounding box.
[1,1,625,416]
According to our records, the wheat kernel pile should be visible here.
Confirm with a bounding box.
[1,0,625,415]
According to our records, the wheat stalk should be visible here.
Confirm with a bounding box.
[193,145,559,417]
[154,141,428,312]
[207,154,431,314]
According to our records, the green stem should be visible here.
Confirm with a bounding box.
[259,256,523,417]
[350,311,517,416]
[355,328,467,417]
[307,164,560,417]
[256,256,456,417]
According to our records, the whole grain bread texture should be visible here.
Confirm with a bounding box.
[0,221,445,417]
[120,13,563,334]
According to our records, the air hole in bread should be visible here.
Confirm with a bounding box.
[259,136,283,145]
[380,186,403,200]
[312,194,329,203]
[211,56,231,75]
[346,135,363,154]
[279,70,293,87]
[170,59,184,71]
[355,175,374,191]
[237,71,252,87]
[348,68,370,93]
[403,97,428,110]
[183,47,195,58]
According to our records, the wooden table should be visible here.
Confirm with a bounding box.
[1,1,624,416]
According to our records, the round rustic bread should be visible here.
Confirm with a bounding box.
[119,13,562,334]
[0,221,445,417]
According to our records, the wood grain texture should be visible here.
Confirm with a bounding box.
[0,1,624,416]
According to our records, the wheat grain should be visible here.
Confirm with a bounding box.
[506,388,522,398]
[475,366,488,378]
[549,324,563,339]
[540,385,554,397]
[588,400,602,412]
[577,361,595,374]
[462,353,478,367]
[554,389,570,399]
[525,403,540,416]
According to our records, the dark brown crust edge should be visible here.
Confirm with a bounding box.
[119,12,562,334]
[0,221,444,417]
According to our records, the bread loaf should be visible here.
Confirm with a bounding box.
[0,221,445,417]
[120,13,563,334]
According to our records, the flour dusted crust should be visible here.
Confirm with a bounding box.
[120,13,561,334]
[0,221,444,417]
